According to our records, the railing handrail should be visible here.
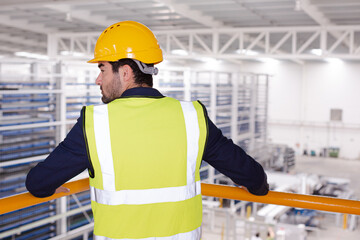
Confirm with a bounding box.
[1,178,360,215]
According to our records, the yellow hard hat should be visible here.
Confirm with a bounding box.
[88,21,163,64]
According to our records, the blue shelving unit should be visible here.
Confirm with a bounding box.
[0,78,58,239]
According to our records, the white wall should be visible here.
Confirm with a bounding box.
[160,58,360,159]
[242,60,360,160]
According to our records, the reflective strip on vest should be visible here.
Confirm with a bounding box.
[94,226,201,240]
[91,180,201,205]
[93,104,115,191]
[180,101,199,186]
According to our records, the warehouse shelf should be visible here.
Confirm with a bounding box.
[0,62,64,240]
[0,200,57,240]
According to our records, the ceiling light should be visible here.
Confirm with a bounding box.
[258,58,280,64]
[14,52,49,60]
[199,57,222,64]
[66,12,72,22]
[61,51,70,56]
[171,49,188,56]
[310,49,322,56]
[60,51,85,57]
[325,58,343,64]
[235,49,259,56]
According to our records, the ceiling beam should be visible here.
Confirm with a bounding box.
[0,34,47,49]
[44,4,112,27]
[0,15,51,34]
[0,44,45,54]
[301,0,354,51]
[244,35,304,65]
[0,0,97,8]
[310,0,360,5]
[233,0,278,26]
[155,0,224,28]
[301,0,331,25]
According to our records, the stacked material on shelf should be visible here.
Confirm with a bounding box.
[67,191,93,231]
[0,201,57,240]
[0,79,58,240]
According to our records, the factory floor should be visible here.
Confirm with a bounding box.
[293,155,360,240]
[294,155,360,197]
[202,155,360,240]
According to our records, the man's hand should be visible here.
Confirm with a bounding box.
[240,186,249,192]
[55,186,70,194]
[235,184,249,192]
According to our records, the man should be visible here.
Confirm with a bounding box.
[26,21,268,239]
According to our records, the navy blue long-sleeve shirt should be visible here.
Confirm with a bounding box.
[26,87,268,197]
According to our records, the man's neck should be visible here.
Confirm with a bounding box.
[126,83,151,90]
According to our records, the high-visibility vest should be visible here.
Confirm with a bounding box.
[83,96,208,240]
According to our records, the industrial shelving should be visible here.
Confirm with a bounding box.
[0,61,269,240]
[0,61,98,240]
[0,71,58,202]
[154,69,269,185]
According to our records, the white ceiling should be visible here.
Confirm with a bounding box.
[0,0,360,58]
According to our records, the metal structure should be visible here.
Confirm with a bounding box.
[48,25,360,62]
[1,0,360,61]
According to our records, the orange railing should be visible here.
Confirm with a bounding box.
[1,179,360,215]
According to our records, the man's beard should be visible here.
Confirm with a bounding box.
[101,88,113,103]
[101,74,122,103]
[101,95,112,104]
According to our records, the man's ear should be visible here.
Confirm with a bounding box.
[121,65,133,82]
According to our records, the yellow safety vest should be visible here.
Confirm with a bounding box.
[83,96,208,240]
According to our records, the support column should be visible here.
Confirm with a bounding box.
[226,210,230,240]
[208,72,217,184]
[248,75,257,153]
[231,73,239,143]
[210,72,217,122]
[47,34,58,59]
[30,62,40,82]
[262,75,269,146]
[183,69,191,101]
[252,203,257,218]
[54,61,67,235]
[299,64,307,155]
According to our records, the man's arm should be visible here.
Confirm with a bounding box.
[26,113,90,198]
[203,117,269,196]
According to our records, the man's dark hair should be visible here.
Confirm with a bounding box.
[109,58,153,87]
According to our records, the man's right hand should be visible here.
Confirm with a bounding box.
[55,186,70,194]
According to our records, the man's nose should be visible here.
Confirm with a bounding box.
[95,73,102,85]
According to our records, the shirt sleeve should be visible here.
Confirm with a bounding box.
[203,113,269,196]
[26,112,90,198]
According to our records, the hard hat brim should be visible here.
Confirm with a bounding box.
[87,48,163,64]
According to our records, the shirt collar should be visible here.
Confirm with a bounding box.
[120,87,164,98]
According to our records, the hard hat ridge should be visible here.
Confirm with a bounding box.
[88,21,163,65]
